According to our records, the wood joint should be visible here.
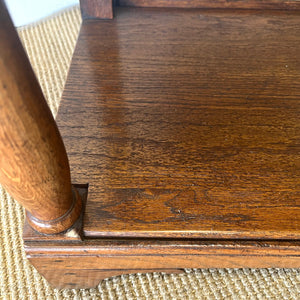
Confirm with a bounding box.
[26,187,83,235]
[23,185,88,241]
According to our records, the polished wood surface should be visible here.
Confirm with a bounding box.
[0,0,82,234]
[25,238,300,288]
[1,0,298,289]
[119,0,300,10]
[80,0,114,19]
[57,8,300,239]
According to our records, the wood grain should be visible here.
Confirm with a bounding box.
[0,0,82,234]
[118,0,300,10]
[80,0,114,19]
[26,267,184,289]
[25,238,300,288]
[57,8,300,240]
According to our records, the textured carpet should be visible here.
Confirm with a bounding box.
[0,5,299,299]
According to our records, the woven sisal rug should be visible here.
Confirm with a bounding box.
[0,6,299,299]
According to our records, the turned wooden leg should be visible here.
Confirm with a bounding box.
[0,0,81,234]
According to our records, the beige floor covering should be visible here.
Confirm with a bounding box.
[0,5,299,300]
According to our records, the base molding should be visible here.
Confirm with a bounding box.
[23,266,185,289]
[24,237,300,288]
[22,177,300,289]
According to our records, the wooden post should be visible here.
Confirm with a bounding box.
[80,0,113,19]
[0,0,81,234]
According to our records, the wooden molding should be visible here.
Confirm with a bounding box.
[25,238,300,288]
[80,0,114,19]
[118,0,300,10]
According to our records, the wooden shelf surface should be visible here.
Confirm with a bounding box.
[56,8,300,240]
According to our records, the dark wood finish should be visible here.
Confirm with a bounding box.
[27,267,184,289]
[25,238,300,288]
[0,0,82,234]
[80,0,114,19]
[1,0,299,288]
[118,0,300,10]
[57,8,300,240]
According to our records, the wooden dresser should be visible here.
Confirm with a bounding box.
[0,0,299,288]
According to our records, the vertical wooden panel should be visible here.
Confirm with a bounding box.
[80,0,114,19]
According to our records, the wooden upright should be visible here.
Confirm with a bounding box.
[0,0,81,234]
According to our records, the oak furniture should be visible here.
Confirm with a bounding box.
[0,0,299,289]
